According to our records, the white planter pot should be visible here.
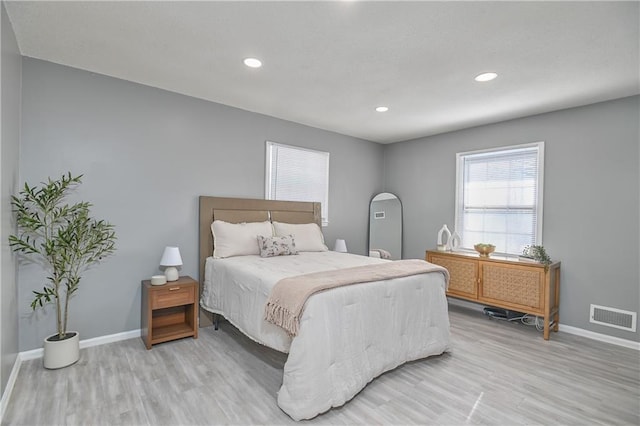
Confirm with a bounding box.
[43,331,79,369]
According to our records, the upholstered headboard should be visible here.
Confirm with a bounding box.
[198,196,322,326]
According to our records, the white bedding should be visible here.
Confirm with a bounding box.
[201,251,450,420]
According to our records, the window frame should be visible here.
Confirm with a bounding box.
[454,141,545,255]
[265,141,330,226]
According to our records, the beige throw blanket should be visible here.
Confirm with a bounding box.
[264,259,449,336]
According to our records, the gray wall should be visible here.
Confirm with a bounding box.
[1,1,21,394]
[18,58,384,351]
[13,58,639,350]
[384,96,640,341]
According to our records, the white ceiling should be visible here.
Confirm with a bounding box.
[5,1,639,144]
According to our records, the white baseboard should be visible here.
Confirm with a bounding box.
[448,297,639,351]
[79,329,141,349]
[0,353,22,423]
[19,329,141,361]
[559,324,640,351]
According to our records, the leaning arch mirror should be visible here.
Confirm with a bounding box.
[368,192,402,260]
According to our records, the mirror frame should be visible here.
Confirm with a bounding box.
[368,192,402,260]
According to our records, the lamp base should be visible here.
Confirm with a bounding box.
[164,267,179,282]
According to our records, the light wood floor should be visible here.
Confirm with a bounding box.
[4,304,639,425]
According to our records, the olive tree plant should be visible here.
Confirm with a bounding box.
[9,173,116,340]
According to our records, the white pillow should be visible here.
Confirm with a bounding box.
[272,221,328,252]
[211,220,273,258]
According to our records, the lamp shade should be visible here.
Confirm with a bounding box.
[160,246,183,266]
[334,239,347,253]
[160,246,182,282]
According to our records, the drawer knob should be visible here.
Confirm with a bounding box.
[169,287,180,291]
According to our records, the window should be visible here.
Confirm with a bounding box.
[455,142,544,255]
[265,141,330,225]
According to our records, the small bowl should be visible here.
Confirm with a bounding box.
[474,244,495,257]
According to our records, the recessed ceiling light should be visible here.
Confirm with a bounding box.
[243,58,262,68]
[474,72,498,82]
[375,106,389,112]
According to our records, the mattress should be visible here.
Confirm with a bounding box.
[200,251,390,352]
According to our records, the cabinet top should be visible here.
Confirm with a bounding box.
[426,249,560,268]
[141,276,197,287]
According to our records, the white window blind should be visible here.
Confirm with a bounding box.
[266,141,330,225]
[455,142,544,255]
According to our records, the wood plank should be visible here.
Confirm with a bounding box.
[4,305,638,425]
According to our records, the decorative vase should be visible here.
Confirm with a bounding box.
[449,231,461,251]
[437,224,451,251]
[43,331,79,369]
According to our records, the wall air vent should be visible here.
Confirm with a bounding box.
[590,304,637,332]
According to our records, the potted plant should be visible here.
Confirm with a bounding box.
[522,245,552,266]
[9,173,116,369]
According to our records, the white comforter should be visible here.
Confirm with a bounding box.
[201,251,450,420]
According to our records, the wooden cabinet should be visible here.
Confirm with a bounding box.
[426,250,561,340]
[141,276,198,349]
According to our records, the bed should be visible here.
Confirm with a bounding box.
[198,196,451,420]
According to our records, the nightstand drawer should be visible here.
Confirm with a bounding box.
[151,285,195,309]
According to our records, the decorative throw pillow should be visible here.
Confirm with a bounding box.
[272,221,328,252]
[211,220,273,258]
[257,234,298,258]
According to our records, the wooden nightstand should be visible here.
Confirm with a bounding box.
[141,276,199,349]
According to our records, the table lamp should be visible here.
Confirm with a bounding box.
[334,239,348,253]
[160,246,182,281]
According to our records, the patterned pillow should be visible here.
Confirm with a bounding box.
[257,235,298,258]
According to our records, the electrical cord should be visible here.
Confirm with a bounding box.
[485,310,548,332]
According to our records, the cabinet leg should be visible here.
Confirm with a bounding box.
[543,317,550,340]
[214,314,219,330]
